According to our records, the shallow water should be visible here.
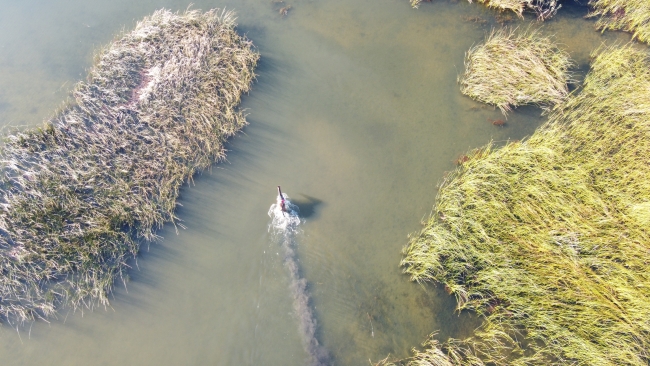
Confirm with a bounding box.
[0,0,631,365]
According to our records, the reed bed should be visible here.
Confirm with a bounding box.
[460,28,572,116]
[0,8,258,324]
[391,44,650,365]
[589,0,650,45]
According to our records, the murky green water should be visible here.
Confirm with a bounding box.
[0,0,630,364]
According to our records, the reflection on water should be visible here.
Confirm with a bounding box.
[0,0,631,365]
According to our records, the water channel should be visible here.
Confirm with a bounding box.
[0,0,630,364]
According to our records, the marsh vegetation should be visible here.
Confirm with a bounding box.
[589,0,650,45]
[393,44,650,365]
[459,27,573,116]
[410,0,560,21]
[0,8,258,324]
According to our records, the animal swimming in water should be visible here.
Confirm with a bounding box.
[277,185,287,213]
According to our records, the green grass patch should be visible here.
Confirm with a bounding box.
[0,9,258,324]
[390,44,650,365]
[459,28,572,116]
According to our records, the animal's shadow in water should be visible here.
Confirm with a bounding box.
[291,194,325,220]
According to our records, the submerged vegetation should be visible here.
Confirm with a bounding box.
[392,44,650,365]
[459,28,572,116]
[0,9,258,324]
[589,0,650,45]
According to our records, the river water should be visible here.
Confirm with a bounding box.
[0,0,629,365]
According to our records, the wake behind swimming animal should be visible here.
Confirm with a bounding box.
[268,187,330,366]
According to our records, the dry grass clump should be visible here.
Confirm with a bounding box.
[527,0,562,20]
[460,28,572,115]
[469,0,527,17]
[588,0,650,45]
[410,0,561,21]
[0,8,258,324]
[393,44,650,365]
[470,0,560,19]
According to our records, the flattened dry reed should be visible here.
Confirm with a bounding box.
[391,45,650,365]
[459,27,572,116]
[589,0,650,45]
[0,8,258,324]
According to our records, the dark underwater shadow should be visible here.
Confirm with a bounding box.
[292,194,325,220]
